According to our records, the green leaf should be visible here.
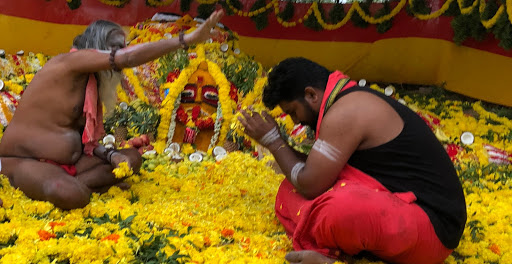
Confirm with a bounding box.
[118,214,137,229]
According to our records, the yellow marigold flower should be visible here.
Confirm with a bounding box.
[112,162,133,179]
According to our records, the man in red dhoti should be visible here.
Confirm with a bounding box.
[239,57,466,264]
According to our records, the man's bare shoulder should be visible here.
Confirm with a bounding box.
[324,91,374,120]
[321,90,389,136]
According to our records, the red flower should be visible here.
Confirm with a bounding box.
[191,106,201,121]
[166,70,180,83]
[176,106,189,124]
[446,144,462,161]
[229,83,238,103]
[38,230,56,241]
[196,118,214,130]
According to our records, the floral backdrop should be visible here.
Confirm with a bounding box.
[0,14,511,264]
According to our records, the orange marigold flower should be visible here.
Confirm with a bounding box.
[38,230,56,241]
[489,243,501,255]
[221,228,234,238]
[204,236,211,247]
[101,234,120,243]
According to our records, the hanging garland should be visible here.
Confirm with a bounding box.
[54,0,512,51]
[123,68,149,104]
[304,2,326,31]
[278,1,295,22]
[351,1,371,28]
[479,0,504,29]
[375,2,393,33]
[408,0,454,20]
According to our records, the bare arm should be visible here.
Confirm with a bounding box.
[62,10,223,73]
[241,99,366,199]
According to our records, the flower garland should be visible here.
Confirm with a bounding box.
[116,84,130,104]
[155,58,199,153]
[409,0,454,20]
[352,0,407,24]
[226,0,276,18]
[176,105,215,130]
[479,0,505,29]
[123,68,149,104]
[274,1,315,27]
[206,60,233,144]
[458,0,479,15]
[208,102,223,150]
[97,0,130,7]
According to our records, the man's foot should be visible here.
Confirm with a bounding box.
[285,250,339,264]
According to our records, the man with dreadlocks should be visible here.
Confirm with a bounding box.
[0,11,224,210]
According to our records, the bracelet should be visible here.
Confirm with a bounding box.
[260,127,281,146]
[106,149,117,164]
[109,47,121,72]
[179,31,189,50]
[290,162,305,187]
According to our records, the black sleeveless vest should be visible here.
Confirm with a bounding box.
[334,86,467,249]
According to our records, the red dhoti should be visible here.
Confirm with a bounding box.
[275,164,452,264]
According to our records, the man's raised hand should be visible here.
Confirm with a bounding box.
[185,10,224,46]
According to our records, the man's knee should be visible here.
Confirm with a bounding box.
[43,178,90,209]
[311,189,383,249]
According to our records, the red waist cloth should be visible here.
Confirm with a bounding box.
[70,48,105,156]
[274,165,451,264]
[41,159,77,176]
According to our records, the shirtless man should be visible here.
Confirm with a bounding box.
[240,57,466,264]
[0,10,224,210]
